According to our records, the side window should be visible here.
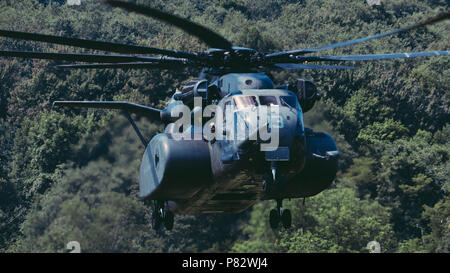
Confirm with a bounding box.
[280,95,300,110]
[233,95,258,109]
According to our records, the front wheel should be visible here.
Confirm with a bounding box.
[281,209,291,229]
[269,209,280,229]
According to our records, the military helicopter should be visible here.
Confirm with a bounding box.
[0,0,448,230]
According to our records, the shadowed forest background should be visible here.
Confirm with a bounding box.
[0,0,448,252]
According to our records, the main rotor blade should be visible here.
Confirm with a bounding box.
[274,63,358,70]
[106,0,233,51]
[266,11,450,58]
[0,29,198,59]
[0,50,189,63]
[292,50,450,62]
[57,62,189,69]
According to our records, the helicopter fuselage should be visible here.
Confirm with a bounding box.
[139,77,339,214]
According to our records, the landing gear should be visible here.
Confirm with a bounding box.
[281,209,291,229]
[269,209,280,229]
[164,210,174,230]
[263,163,291,229]
[151,201,174,231]
[151,207,163,230]
[268,199,291,229]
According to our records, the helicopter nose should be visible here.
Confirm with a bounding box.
[257,106,307,177]
[265,106,300,148]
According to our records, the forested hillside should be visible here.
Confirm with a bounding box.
[0,0,448,252]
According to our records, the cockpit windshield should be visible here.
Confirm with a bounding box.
[233,95,258,109]
[230,93,300,111]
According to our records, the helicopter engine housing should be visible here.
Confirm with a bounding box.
[139,133,213,200]
[279,79,319,113]
[174,79,209,106]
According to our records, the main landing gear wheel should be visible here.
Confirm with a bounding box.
[152,208,163,230]
[164,210,174,231]
[269,209,280,229]
[152,201,175,231]
[281,209,291,229]
[269,199,291,229]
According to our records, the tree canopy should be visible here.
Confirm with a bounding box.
[0,0,448,252]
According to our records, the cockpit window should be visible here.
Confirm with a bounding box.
[233,95,258,109]
[280,95,300,110]
[259,96,278,106]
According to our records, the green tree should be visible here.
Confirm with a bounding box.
[377,129,448,240]
[232,186,396,253]
[0,0,448,253]
[357,118,409,145]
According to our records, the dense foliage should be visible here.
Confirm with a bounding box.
[0,0,448,252]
